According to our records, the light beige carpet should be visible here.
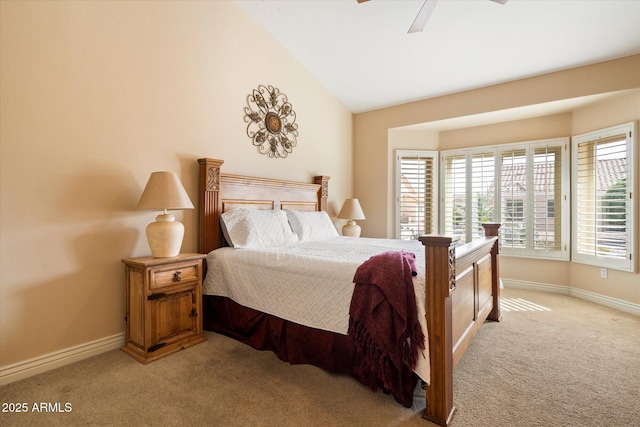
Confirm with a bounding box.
[1,288,638,426]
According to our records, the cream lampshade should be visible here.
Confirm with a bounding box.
[337,198,366,237]
[137,171,194,258]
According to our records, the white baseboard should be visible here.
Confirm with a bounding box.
[502,278,640,316]
[2,280,637,387]
[0,333,125,386]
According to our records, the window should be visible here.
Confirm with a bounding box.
[471,152,496,240]
[441,138,568,259]
[500,148,527,250]
[572,122,636,272]
[503,199,525,245]
[532,145,565,254]
[505,200,524,219]
[442,152,468,241]
[396,151,438,240]
[441,149,497,243]
[498,140,569,259]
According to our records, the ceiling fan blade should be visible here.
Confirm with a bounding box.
[359,0,504,34]
[408,0,438,34]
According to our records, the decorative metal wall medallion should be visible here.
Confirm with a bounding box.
[244,85,298,158]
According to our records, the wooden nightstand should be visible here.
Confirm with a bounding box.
[121,253,206,363]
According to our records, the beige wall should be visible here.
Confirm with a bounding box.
[354,57,640,305]
[0,1,353,367]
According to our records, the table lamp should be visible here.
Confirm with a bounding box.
[137,171,194,257]
[338,198,366,237]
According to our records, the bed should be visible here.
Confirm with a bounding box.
[197,158,501,426]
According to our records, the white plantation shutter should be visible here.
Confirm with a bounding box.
[396,151,438,240]
[442,153,467,241]
[500,148,527,250]
[401,135,587,263]
[532,145,563,253]
[441,150,496,243]
[470,152,496,240]
[499,140,568,259]
[572,123,635,271]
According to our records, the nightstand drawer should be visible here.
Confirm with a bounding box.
[149,261,201,290]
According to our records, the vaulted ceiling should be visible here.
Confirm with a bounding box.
[238,0,640,114]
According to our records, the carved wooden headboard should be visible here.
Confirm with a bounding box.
[197,158,330,254]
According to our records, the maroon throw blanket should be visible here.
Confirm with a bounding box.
[348,251,425,407]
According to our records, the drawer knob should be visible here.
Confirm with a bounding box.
[173,271,182,282]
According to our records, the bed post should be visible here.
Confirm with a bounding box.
[197,158,224,254]
[483,223,501,322]
[419,235,457,427]
[313,175,330,211]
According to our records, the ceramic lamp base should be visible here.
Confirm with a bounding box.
[146,213,184,258]
[342,220,361,237]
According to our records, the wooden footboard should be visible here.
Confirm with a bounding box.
[420,224,500,426]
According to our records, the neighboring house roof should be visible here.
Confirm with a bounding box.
[400,159,626,205]
[400,175,417,198]
[596,158,626,192]
[502,158,626,194]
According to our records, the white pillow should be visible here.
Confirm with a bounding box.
[220,209,299,248]
[285,210,339,241]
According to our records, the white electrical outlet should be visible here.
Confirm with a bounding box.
[600,268,608,279]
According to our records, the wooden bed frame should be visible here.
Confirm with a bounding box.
[197,158,500,426]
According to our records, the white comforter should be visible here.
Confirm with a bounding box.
[204,236,430,382]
